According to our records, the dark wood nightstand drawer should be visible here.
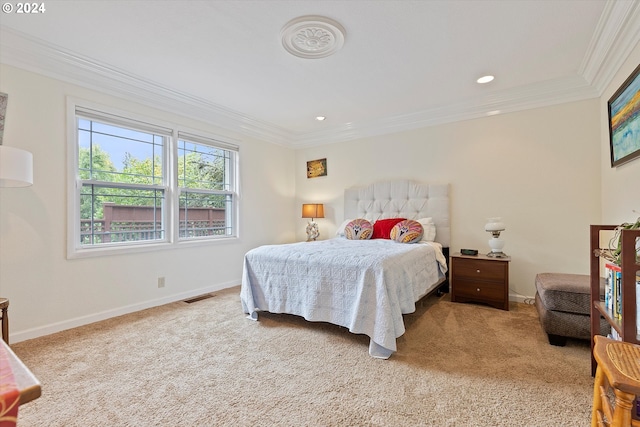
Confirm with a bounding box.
[451,279,505,302]
[450,253,511,310]
[451,259,507,282]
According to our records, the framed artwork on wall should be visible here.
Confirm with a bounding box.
[307,158,327,178]
[608,63,640,167]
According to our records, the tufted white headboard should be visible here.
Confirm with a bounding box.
[344,180,450,247]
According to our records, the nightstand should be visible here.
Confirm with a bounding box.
[450,253,511,310]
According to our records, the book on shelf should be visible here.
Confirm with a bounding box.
[604,263,622,319]
[609,327,622,341]
[605,266,612,311]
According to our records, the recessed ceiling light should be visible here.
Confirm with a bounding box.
[315,116,326,121]
[477,75,495,84]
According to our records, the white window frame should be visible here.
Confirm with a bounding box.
[175,132,238,242]
[66,99,240,259]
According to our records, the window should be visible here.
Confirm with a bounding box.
[177,133,237,240]
[68,103,239,257]
[77,116,168,246]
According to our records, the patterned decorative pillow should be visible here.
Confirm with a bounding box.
[390,219,424,244]
[335,219,353,237]
[344,218,373,240]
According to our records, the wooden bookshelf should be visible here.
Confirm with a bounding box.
[590,225,640,375]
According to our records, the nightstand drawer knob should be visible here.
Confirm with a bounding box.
[476,269,481,273]
[477,288,480,292]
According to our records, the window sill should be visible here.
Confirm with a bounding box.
[67,235,239,259]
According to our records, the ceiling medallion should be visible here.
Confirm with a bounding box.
[281,15,346,59]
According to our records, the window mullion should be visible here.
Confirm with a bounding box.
[178,188,233,196]
[80,179,166,192]
[167,132,178,243]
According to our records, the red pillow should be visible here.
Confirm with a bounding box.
[372,218,405,239]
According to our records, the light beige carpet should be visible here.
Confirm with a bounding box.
[12,287,593,426]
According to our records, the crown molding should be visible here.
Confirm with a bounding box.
[0,28,294,147]
[1,0,638,150]
[291,75,599,148]
[580,0,640,95]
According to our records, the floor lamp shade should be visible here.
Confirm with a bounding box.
[0,145,33,187]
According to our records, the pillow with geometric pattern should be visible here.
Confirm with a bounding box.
[390,219,424,243]
[344,218,373,240]
[335,219,354,237]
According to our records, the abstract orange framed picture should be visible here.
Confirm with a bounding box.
[306,158,327,178]
[608,63,640,167]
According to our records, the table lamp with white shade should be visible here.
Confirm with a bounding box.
[0,93,33,188]
[0,145,33,188]
[485,217,507,258]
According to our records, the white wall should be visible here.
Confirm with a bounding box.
[600,42,640,223]
[296,100,602,299]
[0,64,296,342]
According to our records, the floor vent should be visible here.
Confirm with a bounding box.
[183,293,216,304]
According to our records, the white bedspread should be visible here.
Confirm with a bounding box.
[240,238,447,358]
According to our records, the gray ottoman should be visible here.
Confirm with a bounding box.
[534,273,609,346]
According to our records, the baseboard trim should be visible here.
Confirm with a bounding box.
[10,280,239,343]
[11,284,534,343]
[509,292,535,304]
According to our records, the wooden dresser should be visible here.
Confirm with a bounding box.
[450,253,511,310]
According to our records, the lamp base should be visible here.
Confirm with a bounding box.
[486,251,508,258]
[306,221,319,242]
[487,235,506,258]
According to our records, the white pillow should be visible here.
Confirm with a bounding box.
[417,217,437,242]
[336,219,353,237]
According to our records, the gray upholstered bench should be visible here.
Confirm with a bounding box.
[534,273,609,346]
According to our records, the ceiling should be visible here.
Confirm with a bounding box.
[1,0,639,148]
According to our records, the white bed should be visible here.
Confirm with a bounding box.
[240,180,450,358]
